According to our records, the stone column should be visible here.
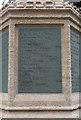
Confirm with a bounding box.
[8,20,15,105]
[61,20,71,105]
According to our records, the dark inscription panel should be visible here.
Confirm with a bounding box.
[70,30,79,92]
[18,26,62,93]
[2,31,8,93]
[79,34,81,92]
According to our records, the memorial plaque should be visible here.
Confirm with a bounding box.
[70,30,79,92]
[2,31,8,93]
[18,26,62,93]
[79,34,81,92]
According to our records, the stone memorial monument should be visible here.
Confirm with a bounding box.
[0,0,81,118]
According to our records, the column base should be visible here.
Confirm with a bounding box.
[0,108,80,119]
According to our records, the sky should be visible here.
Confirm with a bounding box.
[0,0,3,8]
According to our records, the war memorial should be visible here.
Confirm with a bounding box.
[0,0,81,118]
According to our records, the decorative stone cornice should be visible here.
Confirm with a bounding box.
[0,1,81,28]
[0,1,81,15]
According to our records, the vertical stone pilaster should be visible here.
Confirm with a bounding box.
[15,26,18,94]
[61,21,71,105]
[8,21,15,104]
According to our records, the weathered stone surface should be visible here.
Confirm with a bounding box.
[0,0,81,118]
